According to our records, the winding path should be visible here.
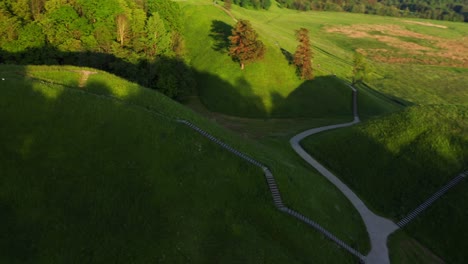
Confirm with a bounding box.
[290,85,399,264]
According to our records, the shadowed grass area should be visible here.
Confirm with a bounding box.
[301,105,468,262]
[399,179,468,264]
[302,105,468,218]
[0,64,370,263]
[388,231,444,264]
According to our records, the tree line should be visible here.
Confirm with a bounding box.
[0,0,193,98]
[223,0,468,22]
[226,0,272,10]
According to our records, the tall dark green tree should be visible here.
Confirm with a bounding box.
[228,19,265,70]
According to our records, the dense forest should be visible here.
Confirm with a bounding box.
[231,0,468,22]
[0,0,465,97]
[0,0,194,98]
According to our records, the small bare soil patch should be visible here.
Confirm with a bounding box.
[78,70,97,88]
[326,24,468,67]
[403,20,447,29]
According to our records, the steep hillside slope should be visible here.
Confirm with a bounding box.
[0,65,369,263]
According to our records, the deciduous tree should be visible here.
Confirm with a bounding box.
[145,12,171,57]
[30,0,45,20]
[293,27,313,80]
[228,19,265,70]
[11,0,32,22]
[352,51,369,85]
[116,13,129,47]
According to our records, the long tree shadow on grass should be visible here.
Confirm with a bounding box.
[280,47,294,65]
[0,46,268,118]
[209,20,233,53]
[0,46,404,119]
[269,76,353,118]
[194,72,404,119]
[195,71,267,117]
[0,46,195,100]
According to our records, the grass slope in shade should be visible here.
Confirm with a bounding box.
[388,231,444,264]
[0,65,369,263]
[402,179,468,264]
[302,105,468,262]
[389,181,468,264]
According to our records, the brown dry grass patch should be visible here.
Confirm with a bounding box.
[403,20,448,29]
[78,70,97,88]
[326,24,468,67]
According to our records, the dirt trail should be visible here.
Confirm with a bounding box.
[214,2,238,22]
[78,70,97,88]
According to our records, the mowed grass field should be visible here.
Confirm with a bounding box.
[0,65,371,263]
[302,105,468,263]
[181,0,467,116]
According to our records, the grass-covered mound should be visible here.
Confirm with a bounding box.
[181,0,467,117]
[302,105,468,262]
[0,65,370,263]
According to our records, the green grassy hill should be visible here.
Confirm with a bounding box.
[181,1,357,118]
[2,1,466,262]
[180,2,468,262]
[181,0,467,117]
[0,64,371,263]
[302,105,468,262]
